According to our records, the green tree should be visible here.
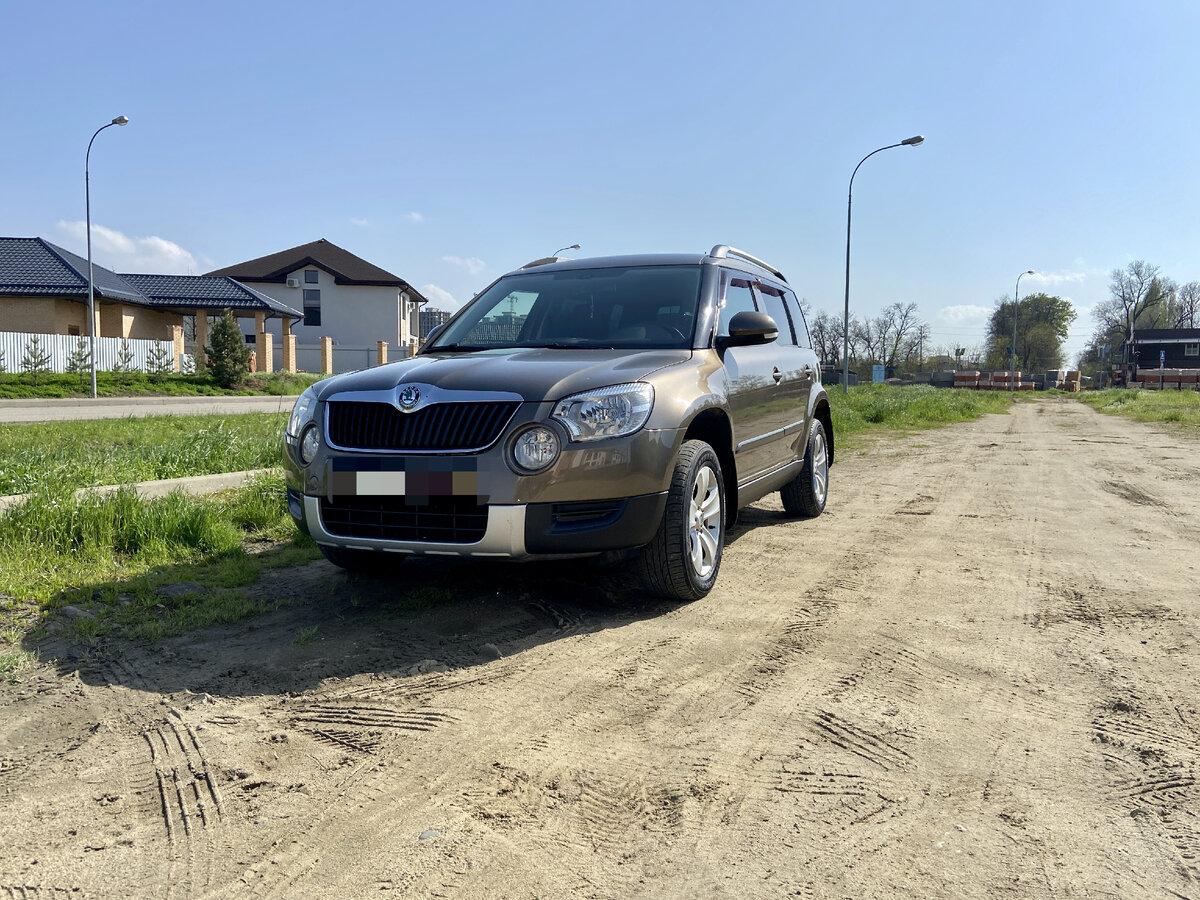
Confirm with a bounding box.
[206,309,250,388]
[145,342,173,381]
[984,292,1076,372]
[20,334,52,386]
[111,338,137,384]
[65,337,91,388]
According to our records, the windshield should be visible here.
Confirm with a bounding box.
[427,265,702,351]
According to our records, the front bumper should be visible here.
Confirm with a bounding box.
[290,489,667,559]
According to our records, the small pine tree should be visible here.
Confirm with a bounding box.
[0,348,7,374]
[65,337,91,389]
[206,309,250,388]
[111,338,136,384]
[146,342,173,382]
[20,334,52,386]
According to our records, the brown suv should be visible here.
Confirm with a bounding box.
[283,245,832,601]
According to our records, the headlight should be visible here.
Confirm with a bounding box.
[512,426,561,472]
[552,383,654,442]
[287,386,318,439]
[299,424,322,465]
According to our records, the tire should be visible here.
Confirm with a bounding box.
[637,440,725,601]
[780,418,829,518]
[318,545,404,576]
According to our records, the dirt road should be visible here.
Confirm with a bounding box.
[2,398,1198,899]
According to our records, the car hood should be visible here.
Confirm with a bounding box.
[314,349,693,403]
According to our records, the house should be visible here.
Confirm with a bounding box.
[1126,328,1200,370]
[0,237,301,362]
[206,239,429,357]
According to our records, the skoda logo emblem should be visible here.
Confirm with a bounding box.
[397,385,421,411]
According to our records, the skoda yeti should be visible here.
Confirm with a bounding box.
[284,245,833,601]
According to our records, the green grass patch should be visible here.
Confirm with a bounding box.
[0,475,322,647]
[0,371,323,400]
[1073,388,1200,428]
[829,384,1017,445]
[0,413,292,495]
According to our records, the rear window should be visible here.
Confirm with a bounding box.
[429,266,703,350]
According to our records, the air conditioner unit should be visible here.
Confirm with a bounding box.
[286,277,300,288]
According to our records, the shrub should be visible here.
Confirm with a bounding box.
[206,309,250,388]
[20,335,52,386]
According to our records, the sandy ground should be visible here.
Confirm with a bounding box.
[1,397,1197,899]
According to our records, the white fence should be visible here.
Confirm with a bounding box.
[0,332,174,374]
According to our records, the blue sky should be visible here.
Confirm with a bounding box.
[4,0,1199,363]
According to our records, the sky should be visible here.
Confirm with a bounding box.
[4,0,1200,365]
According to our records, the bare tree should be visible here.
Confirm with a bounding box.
[808,310,844,366]
[1109,262,1168,364]
[1175,281,1200,329]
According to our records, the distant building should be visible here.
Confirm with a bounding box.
[1122,328,1200,372]
[419,307,453,339]
[0,236,299,341]
[207,239,429,355]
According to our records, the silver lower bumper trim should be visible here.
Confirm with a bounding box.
[304,496,529,558]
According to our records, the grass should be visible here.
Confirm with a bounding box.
[1073,388,1200,428]
[0,412,291,495]
[829,383,1017,446]
[0,370,322,400]
[0,474,322,646]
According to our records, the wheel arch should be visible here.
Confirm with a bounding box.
[812,396,834,466]
[682,407,738,527]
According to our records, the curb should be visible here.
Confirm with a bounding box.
[0,468,279,512]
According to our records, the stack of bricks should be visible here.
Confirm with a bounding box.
[1136,369,1200,390]
[954,370,980,389]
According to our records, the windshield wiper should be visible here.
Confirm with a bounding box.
[524,342,615,350]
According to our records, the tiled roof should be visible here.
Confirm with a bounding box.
[0,237,301,319]
[206,238,412,288]
[0,237,142,302]
[121,274,302,318]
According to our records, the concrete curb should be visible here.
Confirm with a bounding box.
[0,468,279,513]
[0,395,301,409]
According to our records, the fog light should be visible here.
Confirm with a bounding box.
[512,426,560,472]
[300,424,321,465]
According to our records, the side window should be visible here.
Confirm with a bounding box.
[718,276,758,337]
[755,283,796,345]
[783,288,811,348]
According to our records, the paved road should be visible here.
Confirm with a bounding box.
[0,394,300,423]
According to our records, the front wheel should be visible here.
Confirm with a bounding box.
[780,419,829,518]
[637,440,725,601]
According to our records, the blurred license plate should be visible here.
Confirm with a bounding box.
[329,458,484,500]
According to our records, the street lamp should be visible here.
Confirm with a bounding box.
[85,115,129,399]
[1011,269,1034,391]
[842,135,924,394]
[553,244,581,257]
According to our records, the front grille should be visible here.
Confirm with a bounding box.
[320,496,488,544]
[327,401,519,452]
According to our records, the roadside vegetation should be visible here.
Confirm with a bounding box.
[0,370,321,400]
[0,413,290,495]
[0,475,321,649]
[829,383,1016,446]
[1074,388,1200,428]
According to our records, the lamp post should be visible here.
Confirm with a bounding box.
[842,135,924,394]
[85,115,129,399]
[553,243,581,257]
[1011,269,1034,391]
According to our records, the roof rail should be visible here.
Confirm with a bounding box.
[520,256,567,269]
[708,245,787,283]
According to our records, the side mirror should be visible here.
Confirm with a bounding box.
[717,311,778,348]
[424,324,445,343]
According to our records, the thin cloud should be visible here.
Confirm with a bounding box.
[442,255,487,275]
[422,283,462,311]
[936,304,992,326]
[349,217,371,228]
[1026,270,1087,286]
[56,221,199,274]
[406,212,425,224]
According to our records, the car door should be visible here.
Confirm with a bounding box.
[717,272,795,483]
[755,282,815,462]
